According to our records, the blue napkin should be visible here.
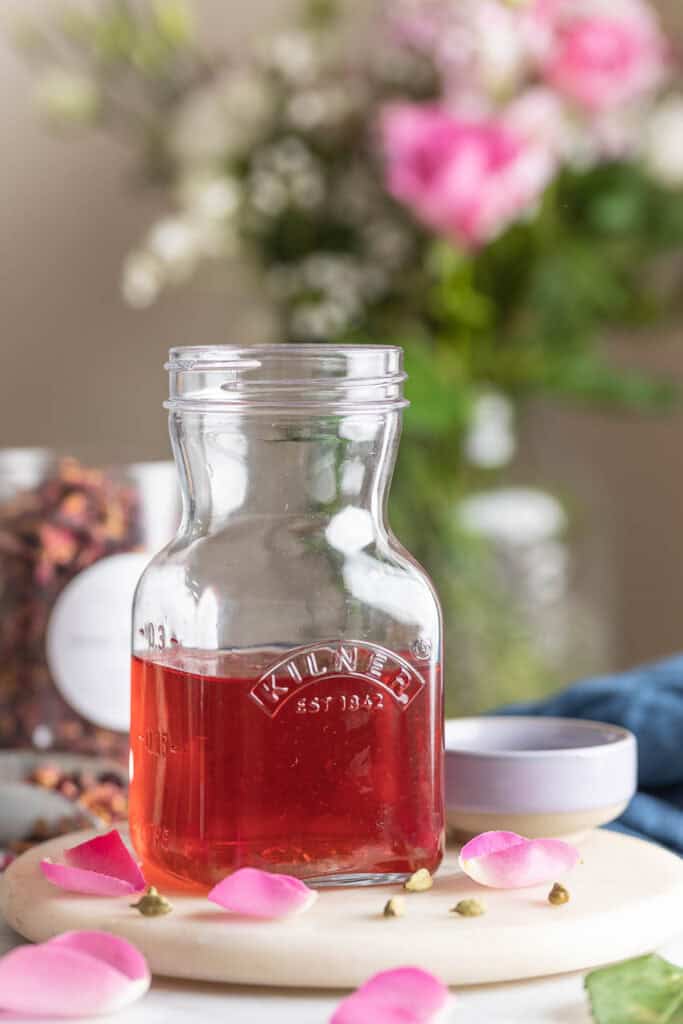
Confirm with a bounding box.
[499,654,683,854]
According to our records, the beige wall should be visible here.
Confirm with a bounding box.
[0,0,294,460]
[1,0,683,673]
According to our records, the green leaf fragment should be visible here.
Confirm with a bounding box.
[151,0,195,46]
[585,955,683,1024]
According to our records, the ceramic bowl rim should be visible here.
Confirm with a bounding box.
[444,716,636,760]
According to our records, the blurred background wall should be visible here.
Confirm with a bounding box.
[1,0,683,674]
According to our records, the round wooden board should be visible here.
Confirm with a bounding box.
[2,828,683,989]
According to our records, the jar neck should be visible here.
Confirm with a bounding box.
[170,411,402,535]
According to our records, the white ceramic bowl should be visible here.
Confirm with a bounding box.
[0,751,123,845]
[445,716,637,842]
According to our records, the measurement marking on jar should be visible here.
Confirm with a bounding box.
[411,637,433,660]
[295,692,386,714]
[141,729,179,756]
[146,824,170,849]
[141,622,178,650]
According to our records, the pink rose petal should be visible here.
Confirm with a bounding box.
[208,867,318,919]
[380,102,554,249]
[460,830,525,860]
[0,930,150,1017]
[331,967,449,1023]
[459,830,579,889]
[543,9,668,113]
[40,830,146,896]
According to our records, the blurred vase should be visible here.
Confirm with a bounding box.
[450,485,614,715]
[0,450,178,760]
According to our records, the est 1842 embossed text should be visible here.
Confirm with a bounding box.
[249,640,425,716]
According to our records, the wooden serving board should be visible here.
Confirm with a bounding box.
[2,828,683,989]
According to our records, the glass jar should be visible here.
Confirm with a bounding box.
[454,486,614,713]
[129,345,444,888]
[0,449,177,759]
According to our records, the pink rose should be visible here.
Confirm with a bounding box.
[380,103,554,248]
[542,4,668,112]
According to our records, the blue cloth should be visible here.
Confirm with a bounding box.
[499,654,683,853]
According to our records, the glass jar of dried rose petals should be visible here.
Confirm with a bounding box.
[0,450,177,760]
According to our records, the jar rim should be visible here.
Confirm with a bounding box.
[165,344,408,414]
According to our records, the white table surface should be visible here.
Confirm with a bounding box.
[1,914,681,1024]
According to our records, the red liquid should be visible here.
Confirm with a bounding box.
[129,647,444,888]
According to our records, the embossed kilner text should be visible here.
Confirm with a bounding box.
[250,640,426,717]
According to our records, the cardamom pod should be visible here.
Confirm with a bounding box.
[383,896,406,918]
[130,886,173,916]
[403,868,433,892]
[451,898,486,917]
[548,882,570,906]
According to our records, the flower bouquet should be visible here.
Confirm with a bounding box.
[17,0,683,709]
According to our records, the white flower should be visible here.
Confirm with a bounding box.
[286,85,361,132]
[267,31,318,84]
[267,136,315,176]
[247,138,325,216]
[290,170,325,210]
[179,174,240,221]
[146,209,237,276]
[286,90,330,131]
[505,87,573,160]
[506,87,645,171]
[463,0,531,97]
[175,174,242,257]
[34,69,99,123]
[147,217,201,276]
[171,88,232,164]
[121,204,237,308]
[644,96,683,189]
[249,170,290,216]
[392,0,535,100]
[591,104,645,161]
[290,300,352,341]
[464,392,516,469]
[122,251,164,309]
[171,68,274,165]
[223,68,274,120]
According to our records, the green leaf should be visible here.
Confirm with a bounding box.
[303,0,340,27]
[59,9,95,44]
[427,241,494,332]
[402,343,471,437]
[585,955,683,1024]
[151,0,195,47]
[90,6,137,64]
[10,19,48,53]
[540,353,678,412]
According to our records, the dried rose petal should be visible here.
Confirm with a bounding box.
[41,829,146,896]
[331,966,449,1023]
[208,867,318,918]
[459,830,579,889]
[0,930,150,1016]
[40,524,78,566]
